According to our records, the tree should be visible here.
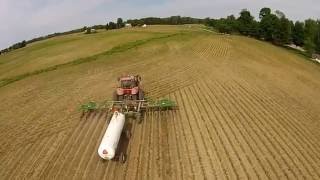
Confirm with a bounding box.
[117,18,124,28]
[259,7,271,19]
[237,9,256,36]
[304,19,318,55]
[292,21,304,46]
[278,17,291,44]
[259,14,280,41]
[275,10,285,19]
[315,21,320,53]
[108,22,117,29]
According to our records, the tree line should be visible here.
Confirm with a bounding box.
[0,18,128,55]
[1,12,319,56]
[0,40,27,54]
[126,16,204,26]
[206,8,320,56]
[0,16,199,55]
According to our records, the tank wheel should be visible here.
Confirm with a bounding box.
[125,130,131,139]
[120,152,126,163]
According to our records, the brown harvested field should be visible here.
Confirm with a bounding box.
[0,25,320,179]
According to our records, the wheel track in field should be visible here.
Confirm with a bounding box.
[235,79,320,153]
[4,133,55,179]
[198,80,266,179]
[176,89,207,179]
[211,80,289,179]
[201,79,288,179]
[211,79,305,179]
[230,80,320,179]
[71,111,104,179]
[29,132,65,179]
[184,86,218,178]
[145,110,153,180]
[44,113,92,178]
[147,110,156,178]
[199,81,252,179]
[195,81,272,179]
[209,80,292,179]
[195,81,238,179]
[234,78,320,157]
[134,110,148,179]
[227,81,315,179]
[198,56,318,179]
[0,94,61,154]
[156,111,162,178]
[21,132,65,179]
[15,135,57,179]
[190,84,232,179]
[155,110,173,179]
[138,110,152,179]
[165,96,184,180]
[0,144,32,177]
[0,79,81,173]
[170,93,197,179]
[122,114,144,179]
[60,112,103,177]
[53,112,100,178]
[38,113,89,178]
[70,112,107,179]
[80,112,110,179]
[121,116,140,179]
[188,85,231,179]
[172,92,198,179]
[203,79,279,179]
[0,76,77,148]
[191,82,269,179]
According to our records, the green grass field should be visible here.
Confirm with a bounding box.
[0,25,320,179]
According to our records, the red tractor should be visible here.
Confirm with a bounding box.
[113,75,144,101]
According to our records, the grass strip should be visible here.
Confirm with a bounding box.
[0,33,181,88]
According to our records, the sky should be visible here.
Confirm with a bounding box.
[0,0,319,50]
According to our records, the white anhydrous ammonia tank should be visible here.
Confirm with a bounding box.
[98,111,125,160]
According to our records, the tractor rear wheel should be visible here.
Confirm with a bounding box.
[117,95,123,101]
[113,91,117,101]
[131,94,138,100]
[138,90,144,100]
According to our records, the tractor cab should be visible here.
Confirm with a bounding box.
[120,78,137,88]
[114,75,143,101]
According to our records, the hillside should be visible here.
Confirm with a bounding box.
[0,25,320,179]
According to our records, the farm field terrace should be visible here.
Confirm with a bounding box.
[0,25,320,179]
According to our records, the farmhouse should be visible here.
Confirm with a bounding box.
[125,23,132,28]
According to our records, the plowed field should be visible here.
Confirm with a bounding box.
[0,25,320,179]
